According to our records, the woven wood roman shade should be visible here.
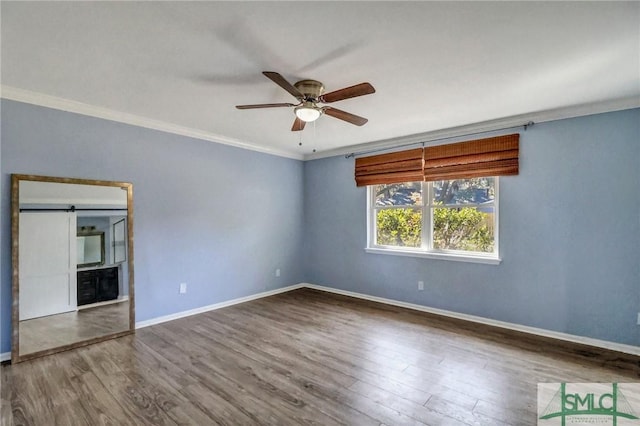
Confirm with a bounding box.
[355,148,423,187]
[423,134,519,181]
[354,134,519,186]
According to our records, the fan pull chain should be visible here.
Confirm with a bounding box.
[296,121,316,153]
[311,120,317,153]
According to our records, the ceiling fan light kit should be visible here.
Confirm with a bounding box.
[295,103,322,122]
[236,71,375,132]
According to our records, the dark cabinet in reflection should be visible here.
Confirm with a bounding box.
[77,267,119,306]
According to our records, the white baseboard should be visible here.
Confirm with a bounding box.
[6,282,636,362]
[135,284,305,329]
[302,283,640,356]
[77,295,129,311]
[1,284,303,361]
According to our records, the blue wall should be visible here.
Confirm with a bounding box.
[0,99,305,353]
[2,100,639,354]
[304,109,640,346]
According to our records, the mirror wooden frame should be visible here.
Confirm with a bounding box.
[11,174,135,363]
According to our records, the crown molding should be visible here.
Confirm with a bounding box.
[3,86,637,163]
[0,86,305,161]
[304,95,640,161]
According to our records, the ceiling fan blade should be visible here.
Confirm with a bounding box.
[236,103,296,109]
[320,82,375,103]
[324,107,368,126]
[291,117,306,132]
[263,71,303,99]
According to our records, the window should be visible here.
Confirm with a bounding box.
[367,177,499,264]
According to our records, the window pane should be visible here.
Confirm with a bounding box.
[432,178,495,206]
[374,182,422,206]
[376,208,422,247]
[433,206,494,253]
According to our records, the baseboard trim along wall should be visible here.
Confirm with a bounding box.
[0,285,304,361]
[3,281,637,362]
[302,283,640,357]
[135,281,640,356]
[135,284,305,329]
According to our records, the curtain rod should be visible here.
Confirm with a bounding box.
[345,121,534,159]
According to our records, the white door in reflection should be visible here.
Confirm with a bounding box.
[19,212,77,320]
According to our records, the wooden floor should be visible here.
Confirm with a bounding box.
[19,300,129,356]
[2,288,638,425]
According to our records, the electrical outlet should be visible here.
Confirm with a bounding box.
[275,268,281,277]
[179,282,187,294]
[418,281,424,291]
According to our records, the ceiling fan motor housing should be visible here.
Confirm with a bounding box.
[294,79,324,101]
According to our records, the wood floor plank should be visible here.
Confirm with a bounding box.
[471,398,534,426]
[98,339,218,426]
[348,375,433,406]
[1,363,15,426]
[77,343,179,426]
[193,351,345,425]
[68,370,140,426]
[202,304,417,394]
[107,336,200,392]
[189,315,361,390]
[141,327,314,424]
[178,381,264,425]
[3,287,639,425]
[423,395,511,426]
[173,329,321,423]
[348,379,469,425]
[26,355,96,425]
[4,362,51,425]
[165,315,379,424]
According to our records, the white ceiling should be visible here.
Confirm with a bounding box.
[2,2,639,160]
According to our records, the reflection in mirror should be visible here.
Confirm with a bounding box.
[77,229,105,268]
[12,175,134,362]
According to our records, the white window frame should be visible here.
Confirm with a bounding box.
[366,178,501,265]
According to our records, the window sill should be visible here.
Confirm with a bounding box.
[365,247,501,265]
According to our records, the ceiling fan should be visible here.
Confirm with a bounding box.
[236,71,375,131]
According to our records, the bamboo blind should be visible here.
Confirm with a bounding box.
[423,134,519,181]
[355,148,424,187]
[354,134,519,186]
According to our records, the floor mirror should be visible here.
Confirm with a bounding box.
[11,174,135,363]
